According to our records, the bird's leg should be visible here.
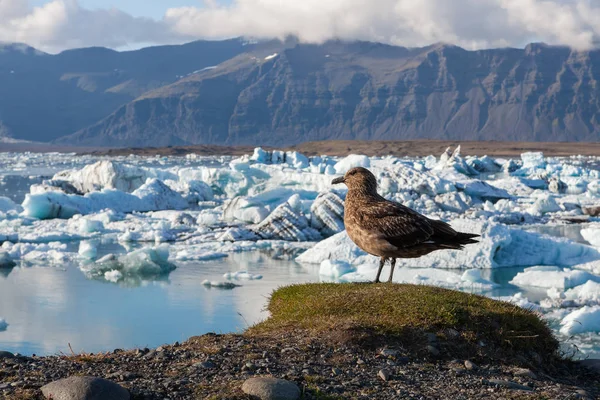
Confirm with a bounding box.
[375,257,387,283]
[387,258,396,283]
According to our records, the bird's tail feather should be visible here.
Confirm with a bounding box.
[455,232,480,245]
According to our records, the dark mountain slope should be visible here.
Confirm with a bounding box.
[0,39,249,142]
[57,40,600,147]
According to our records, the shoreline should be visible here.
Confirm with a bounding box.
[2,331,599,400]
[3,139,600,157]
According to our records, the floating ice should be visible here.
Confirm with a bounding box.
[202,280,240,289]
[23,178,187,219]
[495,293,541,311]
[435,146,478,176]
[85,244,175,278]
[564,281,600,304]
[297,219,600,269]
[455,180,511,200]
[337,264,497,291]
[319,260,355,279]
[104,270,123,283]
[333,154,370,174]
[253,202,321,242]
[560,306,600,335]
[78,240,98,260]
[581,227,600,247]
[0,251,15,268]
[435,192,470,213]
[527,193,561,215]
[0,196,21,213]
[310,191,345,237]
[510,267,600,289]
[53,160,157,193]
[0,318,7,332]
[223,271,263,280]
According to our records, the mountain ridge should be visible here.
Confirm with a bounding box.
[1,38,599,146]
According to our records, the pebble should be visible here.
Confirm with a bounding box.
[487,379,533,391]
[380,348,400,357]
[356,359,365,365]
[513,368,537,380]
[464,360,478,370]
[332,367,342,376]
[242,377,300,400]
[427,345,440,356]
[378,369,391,382]
[194,361,216,369]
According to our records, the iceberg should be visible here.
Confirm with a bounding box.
[510,267,600,289]
[297,219,600,269]
[52,160,166,194]
[84,244,176,278]
[0,196,21,213]
[78,240,98,260]
[581,227,600,247]
[333,154,370,174]
[309,191,345,237]
[23,178,187,219]
[564,281,600,304]
[223,271,263,280]
[202,280,240,289]
[253,201,321,242]
[319,260,356,279]
[560,306,600,335]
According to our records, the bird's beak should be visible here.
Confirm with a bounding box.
[331,176,345,185]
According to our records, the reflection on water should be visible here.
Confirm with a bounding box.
[0,251,320,356]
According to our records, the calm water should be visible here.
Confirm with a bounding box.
[0,250,320,356]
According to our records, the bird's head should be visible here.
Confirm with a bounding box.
[331,167,378,192]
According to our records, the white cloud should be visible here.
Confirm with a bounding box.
[1,0,600,52]
[165,0,600,50]
[0,0,191,53]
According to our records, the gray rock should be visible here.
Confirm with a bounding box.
[513,368,537,380]
[0,351,16,359]
[380,348,399,357]
[464,360,478,370]
[487,379,532,391]
[427,345,440,356]
[41,376,130,400]
[194,360,216,369]
[241,377,300,400]
[331,367,342,376]
[577,358,600,372]
[378,369,391,382]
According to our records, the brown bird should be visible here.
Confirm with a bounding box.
[332,167,479,283]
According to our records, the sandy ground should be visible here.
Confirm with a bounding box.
[2,140,600,157]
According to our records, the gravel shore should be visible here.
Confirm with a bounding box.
[2,331,599,400]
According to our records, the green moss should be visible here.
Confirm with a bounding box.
[249,283,558,358]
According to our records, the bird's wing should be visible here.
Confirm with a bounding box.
[360,201,434,247]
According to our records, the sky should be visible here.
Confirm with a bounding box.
[2,0,600,53]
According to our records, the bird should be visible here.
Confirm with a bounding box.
[332,167,479,283]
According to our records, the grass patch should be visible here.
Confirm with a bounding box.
[249,283,558,362]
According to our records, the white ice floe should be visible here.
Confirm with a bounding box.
[333,154,370,174]
[527,193,562,215]
[560,306,600,335]
[319,260,356,279]
[23,178,187,219]
[310,191,345,237]
[202,280,240,289]
[52,160,166,194]
[510,266,600,289]
[564,281,600,304]
[223,271,263,280]
[0,196,21,213]
[104,270,123,283]
[78,240,98,260]
[495,293,541,311]
[253,201,321,242]
[297,219,600,269]
[0,318,7,332]
[83,244,175,278]
[581,227,600,247]
[337,264,497,291]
